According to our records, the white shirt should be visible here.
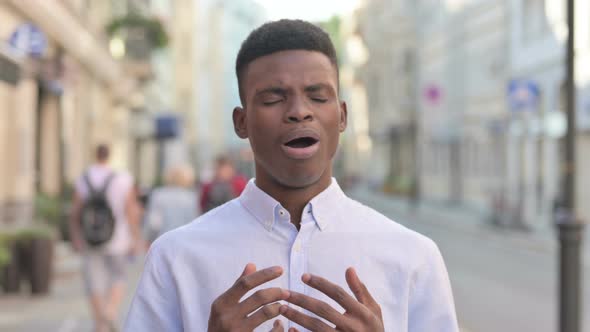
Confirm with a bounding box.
[124,179,458,332]
[75,164,134,255]
[144,186,199,242]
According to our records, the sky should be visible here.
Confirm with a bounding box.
[254,0,362,22]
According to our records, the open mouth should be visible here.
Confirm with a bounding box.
[284,137,319,149]
[281,131,320,159]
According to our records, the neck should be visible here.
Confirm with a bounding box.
[255,170,332,230]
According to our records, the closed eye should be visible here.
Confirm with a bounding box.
[311,98,328,103]
[263,99,283,106]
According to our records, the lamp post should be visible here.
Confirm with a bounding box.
[556,0,585,331]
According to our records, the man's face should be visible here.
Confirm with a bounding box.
[233,50,347,189]
[216,163,235,181]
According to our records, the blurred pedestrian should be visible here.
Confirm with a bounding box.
[126,20,458,332]
[144,163,199,244]
[69,144,143,332]
[199,155,247,212]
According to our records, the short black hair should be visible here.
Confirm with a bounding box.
[235,19,339,104]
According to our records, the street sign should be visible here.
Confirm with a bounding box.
[507,79,540,112]
[8,23,48,58]
[155,115,180,139]
[423,83,443,106]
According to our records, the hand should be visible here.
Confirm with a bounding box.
[208,263,290,332]
[269,319,285,332]
[280,267,384,332]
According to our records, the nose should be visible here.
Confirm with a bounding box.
[285,96,313,123]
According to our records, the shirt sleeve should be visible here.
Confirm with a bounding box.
[408,240,459,332]
[124,240,183,331]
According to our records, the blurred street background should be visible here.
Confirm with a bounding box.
[0,0,589,331]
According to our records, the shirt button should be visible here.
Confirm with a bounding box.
[294,240,301,252]
[279,209,286,216]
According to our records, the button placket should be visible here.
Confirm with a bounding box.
[289,235,305,294]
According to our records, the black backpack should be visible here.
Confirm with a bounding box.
[80,172,116,247]
[204,181,235,212]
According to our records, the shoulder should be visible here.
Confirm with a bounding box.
[114,170,133,184]
[74,167,95,192]
[339,195,436,251]
[110,171,133,193]
[342,197,444,274]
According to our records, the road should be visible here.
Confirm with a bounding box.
[350,189,590,332]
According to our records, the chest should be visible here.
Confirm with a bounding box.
[175,233,411,331]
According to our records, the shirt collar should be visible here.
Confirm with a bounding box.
[238,178,346,232]
[308,178,346,231]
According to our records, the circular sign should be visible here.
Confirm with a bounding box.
[8,23,48,58]
[424,84,442,106]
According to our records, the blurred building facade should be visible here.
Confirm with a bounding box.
[126,0,200,187]
[416,1,511,214]
[356,1,419,194]
[335,13,372,183]
[0,0,139,227]
[356,0,590,230]
[194,0,266,171]
[507,0,590,227]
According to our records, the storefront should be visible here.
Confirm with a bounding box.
[0,49,37,226]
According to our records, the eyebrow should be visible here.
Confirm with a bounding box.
[255,87,287,97]
[304,83,333,93]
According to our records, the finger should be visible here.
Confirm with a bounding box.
[269,319,284,332]
[241,262,257,278]
[243,302,283,330]
[301,273,361,315]
[224,266,284,303]
[288,329,300,332]
[345,267,375,305]
[279,305,334,332]
[283,291,344,325]
[345,268,382,319]
[238,287,290,316]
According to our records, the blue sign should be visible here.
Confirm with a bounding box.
[8,23,48,58]
[507,79,540,112]
[155,115,180,139]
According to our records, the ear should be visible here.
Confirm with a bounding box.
[233,106,248,139]
[339,101,348,133]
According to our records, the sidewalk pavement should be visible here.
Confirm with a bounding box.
[0,242,143,332]
[0,241,82,331]
[347,187,590,266]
